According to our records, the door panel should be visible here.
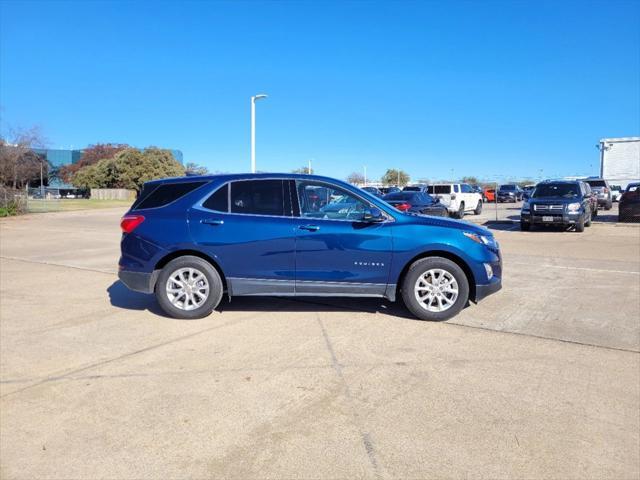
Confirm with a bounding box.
[188,180,296,295]
[293,180,393,296]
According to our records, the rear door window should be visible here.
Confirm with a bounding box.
[134,181,207,210]
[229,180,285,216]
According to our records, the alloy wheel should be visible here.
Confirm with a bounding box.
[165,267,210,311]
[414,268,459,312]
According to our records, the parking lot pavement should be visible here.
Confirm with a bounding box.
[1,208,639,479]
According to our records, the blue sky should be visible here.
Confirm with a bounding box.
[1,0,638,182]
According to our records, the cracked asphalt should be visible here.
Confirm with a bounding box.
[1,208,639,479]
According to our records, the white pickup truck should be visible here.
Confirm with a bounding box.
[427,183,483,219]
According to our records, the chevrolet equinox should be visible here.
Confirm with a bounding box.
[118,174,502,321]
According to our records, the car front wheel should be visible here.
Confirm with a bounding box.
[155,255,223,319]
[401,257,469,321]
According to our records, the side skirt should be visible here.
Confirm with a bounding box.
[227,277,396,301]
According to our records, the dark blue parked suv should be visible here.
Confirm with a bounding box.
[118,174,502,321]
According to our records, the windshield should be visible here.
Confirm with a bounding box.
[499,185,516,191]
[532,183,579,198]
[427,185,450,194]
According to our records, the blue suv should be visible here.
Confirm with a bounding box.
[118,174,502,321]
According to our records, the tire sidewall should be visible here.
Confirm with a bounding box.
[401,257,470,321]
[155,256,223,319]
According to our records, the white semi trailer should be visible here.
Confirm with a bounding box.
[599,137,640,190]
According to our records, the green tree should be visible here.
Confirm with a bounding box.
[346,172,365,185]
[461,176,479,185]
[71,147,184,190]
[381,169,410,186]
[114,147,184,190]
[59,143,128,183]
[292,166,314,174]
[185,162,209,176]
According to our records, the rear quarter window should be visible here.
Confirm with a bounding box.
[203,184,229,212]
[134,181,207,210]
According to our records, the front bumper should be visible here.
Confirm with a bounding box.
[118,270,158,294]
[521,212,583,226]
[474,277,502,302]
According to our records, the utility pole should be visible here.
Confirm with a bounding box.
[250,94,268,173]
[363,166,367,186]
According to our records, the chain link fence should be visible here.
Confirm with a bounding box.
[0,186,28,216]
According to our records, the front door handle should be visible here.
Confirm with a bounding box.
[201,219,224,226]
[298,224,320,232]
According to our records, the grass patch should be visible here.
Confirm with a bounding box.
[27,199,133,213]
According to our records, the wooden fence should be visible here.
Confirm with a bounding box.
[90,188,137,200]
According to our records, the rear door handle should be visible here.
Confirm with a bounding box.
[298,224,320,232]
[201,219,224,226]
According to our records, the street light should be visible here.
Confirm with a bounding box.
[250,94,268,173]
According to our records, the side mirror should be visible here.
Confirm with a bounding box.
[363,207,385,222]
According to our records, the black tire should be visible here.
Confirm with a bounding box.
[585,212,592,227]
[592,207,598,218]
[401,257,469,321]
[575,216,585,233]
[155,255,223,319]
[520,221,530,231]
[605,201,612,210]
[457,202,465,219]
[474,200,482,215]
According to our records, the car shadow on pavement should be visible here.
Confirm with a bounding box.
[218,295,418,320]
[106,280,419,321]
[107,280,173,318]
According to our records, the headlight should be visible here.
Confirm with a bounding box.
[567,202,581,213]
[463,231,496,248]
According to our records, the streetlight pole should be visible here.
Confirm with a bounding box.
[250,94,268,173]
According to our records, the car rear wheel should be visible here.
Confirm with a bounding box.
[474,200,482,215]
[605,201,612,210]
[457,202,465,219]
[401,257,469,321]
[155,256,223,319]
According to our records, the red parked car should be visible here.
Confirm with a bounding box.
[483,188,496,202]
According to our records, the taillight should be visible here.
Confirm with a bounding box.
[396,203,411,211]
[120,215,145,233]
[604,187,609,193]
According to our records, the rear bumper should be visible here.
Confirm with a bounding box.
[118,270,158,294]
[474,277,502,302]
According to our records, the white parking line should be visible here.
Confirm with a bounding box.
[510,262,640,275]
